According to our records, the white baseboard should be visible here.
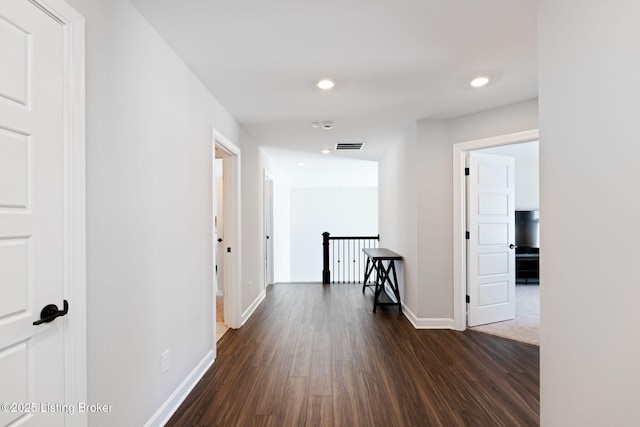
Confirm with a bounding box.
[402,303,456,329]
[241,288,266,326]
[144,349,216,427]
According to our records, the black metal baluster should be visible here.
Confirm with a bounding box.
[358,239,362,283]
[336,240,341,283]
[340,240,344,283]
[349,239,352,283]
[345,239,348,283]
[332,240,335,284]
[344,240,347,283]
[340,240,343,283]
[350,239,353,283]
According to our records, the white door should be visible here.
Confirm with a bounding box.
[467,152,516,327]
[214,158,224,295]
[0,1,69,425]
[264,176,274,286]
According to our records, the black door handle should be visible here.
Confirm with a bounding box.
[217,238,223,242]
[33,300,69,326]
[509,244,518,249]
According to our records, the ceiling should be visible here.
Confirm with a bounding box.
[129,0,537,184]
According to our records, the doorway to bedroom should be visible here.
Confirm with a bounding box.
[452,130,540,345]
[214,149,229,341]
[466,141,540,345]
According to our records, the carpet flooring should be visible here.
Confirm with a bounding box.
[470,284,539,346]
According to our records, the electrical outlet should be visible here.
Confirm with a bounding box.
[161,350,170,374]
[249,280,252,291]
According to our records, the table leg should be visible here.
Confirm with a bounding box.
[390,260,402,314]
[373,260,391,313]
[362,257,372,293]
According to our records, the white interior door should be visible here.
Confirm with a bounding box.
[214,157,224,295]
[467,152,516,327]
[0,1,70,425]
[264,176,274,286]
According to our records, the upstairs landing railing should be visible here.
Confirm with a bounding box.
[322,232,379,284]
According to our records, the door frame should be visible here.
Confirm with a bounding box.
[32,1,87,425]
[212,128,242,330]
[452,129,538,331]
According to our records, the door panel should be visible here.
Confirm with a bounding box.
[478,223,508,245]
[467,152,516,327]
[0,239,29,317]
[0,129,29,208]
[0,1,67,425]
[478,282,509,306]
[0,12,29,106]
[478,253,509,276]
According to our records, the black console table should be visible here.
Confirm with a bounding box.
[362,248,402,313]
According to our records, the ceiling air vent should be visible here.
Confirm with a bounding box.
[335,142,365,151]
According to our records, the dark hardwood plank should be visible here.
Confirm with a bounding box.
[305,395,333,426]
[279,376,309,426]
[166,283,539,426]
[309,328,332,396]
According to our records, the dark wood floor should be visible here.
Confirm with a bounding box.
[167,283,539,426]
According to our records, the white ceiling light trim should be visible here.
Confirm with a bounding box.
[470,76,490,87]
[316,79,335,90]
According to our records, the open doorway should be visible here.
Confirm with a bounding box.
[212,128,242,346]
[214,149,228,341]
[467,142,540,345]
[452,130,540,344]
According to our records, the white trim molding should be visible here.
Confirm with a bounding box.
[402,304,456,329]
[242,289,266,326]
[452,129,539,331]
[144,350,216,427]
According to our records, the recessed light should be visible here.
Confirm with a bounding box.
[321,149,331,154]
[470,76,490,87]
[297,162,305,166]
[316,79,335,90]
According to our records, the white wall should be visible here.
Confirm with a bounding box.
[539,1,640,425]
[239,129,292,305]
[62,0,289,425]
[514,157,539,210]
[290,187,378,282]
[379,125,418,310]
[379,99,538,322]
[416,120,454,319]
